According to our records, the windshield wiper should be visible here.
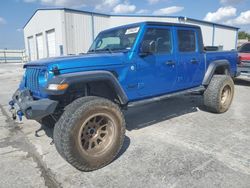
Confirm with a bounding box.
[88,48,113,54]
[103,48,113,53]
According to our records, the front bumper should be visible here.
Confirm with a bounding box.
[10,89,58,121]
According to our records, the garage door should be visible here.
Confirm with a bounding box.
[46,29,56,57]
[36,34,44,59]
[28,36,36,61]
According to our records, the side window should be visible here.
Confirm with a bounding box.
[141,28,172,54]
[178,30,196,52]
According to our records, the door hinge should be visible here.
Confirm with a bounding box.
[127,83,144,89]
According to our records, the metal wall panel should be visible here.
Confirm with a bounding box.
[93,15,110,38]
[24,9,238,56]
[24,10,64,60]
[214,26,237,51]
[64,12,93,54]
[110,16,178,28]
[181,20,214,47]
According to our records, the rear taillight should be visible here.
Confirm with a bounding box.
[238,55,243,66]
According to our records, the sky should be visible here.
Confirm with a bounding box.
[0,0,250,49]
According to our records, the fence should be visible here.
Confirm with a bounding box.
[0,49,28,63]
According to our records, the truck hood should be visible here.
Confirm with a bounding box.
[24,53,127,70]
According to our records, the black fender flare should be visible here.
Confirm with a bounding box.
[45,70,128,105]
[202,60,230,86]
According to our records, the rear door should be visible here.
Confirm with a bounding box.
[28,36,36,61]
[36,33,44,59]
[46,29,56,57]
[175,27,205,90]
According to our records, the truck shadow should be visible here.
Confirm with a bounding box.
[36,120,131,158]
[234,78,250,87]
[36,95,205,137]
[124,95,204,131]
[35,94,205,161]
[35,124,54,144]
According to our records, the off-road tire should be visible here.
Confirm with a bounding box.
[204,75,234,113]
[53,96,126,171]
[53,96,97,157]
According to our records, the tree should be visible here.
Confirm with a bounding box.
[238,31,250,40]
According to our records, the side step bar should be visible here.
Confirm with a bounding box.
[128,86,205,108]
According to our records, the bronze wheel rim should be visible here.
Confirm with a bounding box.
[221,85,231,106]
[78,113,115,156]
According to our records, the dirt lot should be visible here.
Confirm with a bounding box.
[0,63,250,188]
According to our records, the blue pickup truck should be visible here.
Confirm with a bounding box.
[10,22,238,171]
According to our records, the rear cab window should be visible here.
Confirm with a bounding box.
[177,29,197,52]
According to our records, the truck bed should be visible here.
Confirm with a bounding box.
[205,51,238,76]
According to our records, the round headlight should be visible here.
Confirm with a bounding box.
[44,70,49,81]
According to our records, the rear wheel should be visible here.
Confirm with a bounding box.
[53,96,125,171]
[204,75,234,113]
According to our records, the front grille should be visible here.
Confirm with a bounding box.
[25,67,41,93]
[241,60,250,64]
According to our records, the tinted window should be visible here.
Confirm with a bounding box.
[239,43,250,53]
[178,30,196,52]
[141,28,172,53]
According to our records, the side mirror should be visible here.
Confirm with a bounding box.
[96,39,103,49]
[139,40,156,56]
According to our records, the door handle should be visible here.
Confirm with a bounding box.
[165,60,175,65]
[190,59,198,64]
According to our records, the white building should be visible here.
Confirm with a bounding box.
[23,8,239,61]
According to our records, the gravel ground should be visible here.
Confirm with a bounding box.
[0,63,250,188]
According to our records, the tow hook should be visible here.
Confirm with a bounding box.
[9,100,24,121]
[17,110,24,121]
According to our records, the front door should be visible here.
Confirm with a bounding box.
[136,26,177,98]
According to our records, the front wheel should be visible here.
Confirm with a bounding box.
[53,96,125,171]
[204,75,234,113]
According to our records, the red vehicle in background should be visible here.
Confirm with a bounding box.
[238,42,250,77]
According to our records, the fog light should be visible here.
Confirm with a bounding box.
[47,83,69,91]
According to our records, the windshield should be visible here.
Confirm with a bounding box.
[88,26,140,53]
[238,43,250,53]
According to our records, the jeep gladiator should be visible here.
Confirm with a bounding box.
[10,22,238,171]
